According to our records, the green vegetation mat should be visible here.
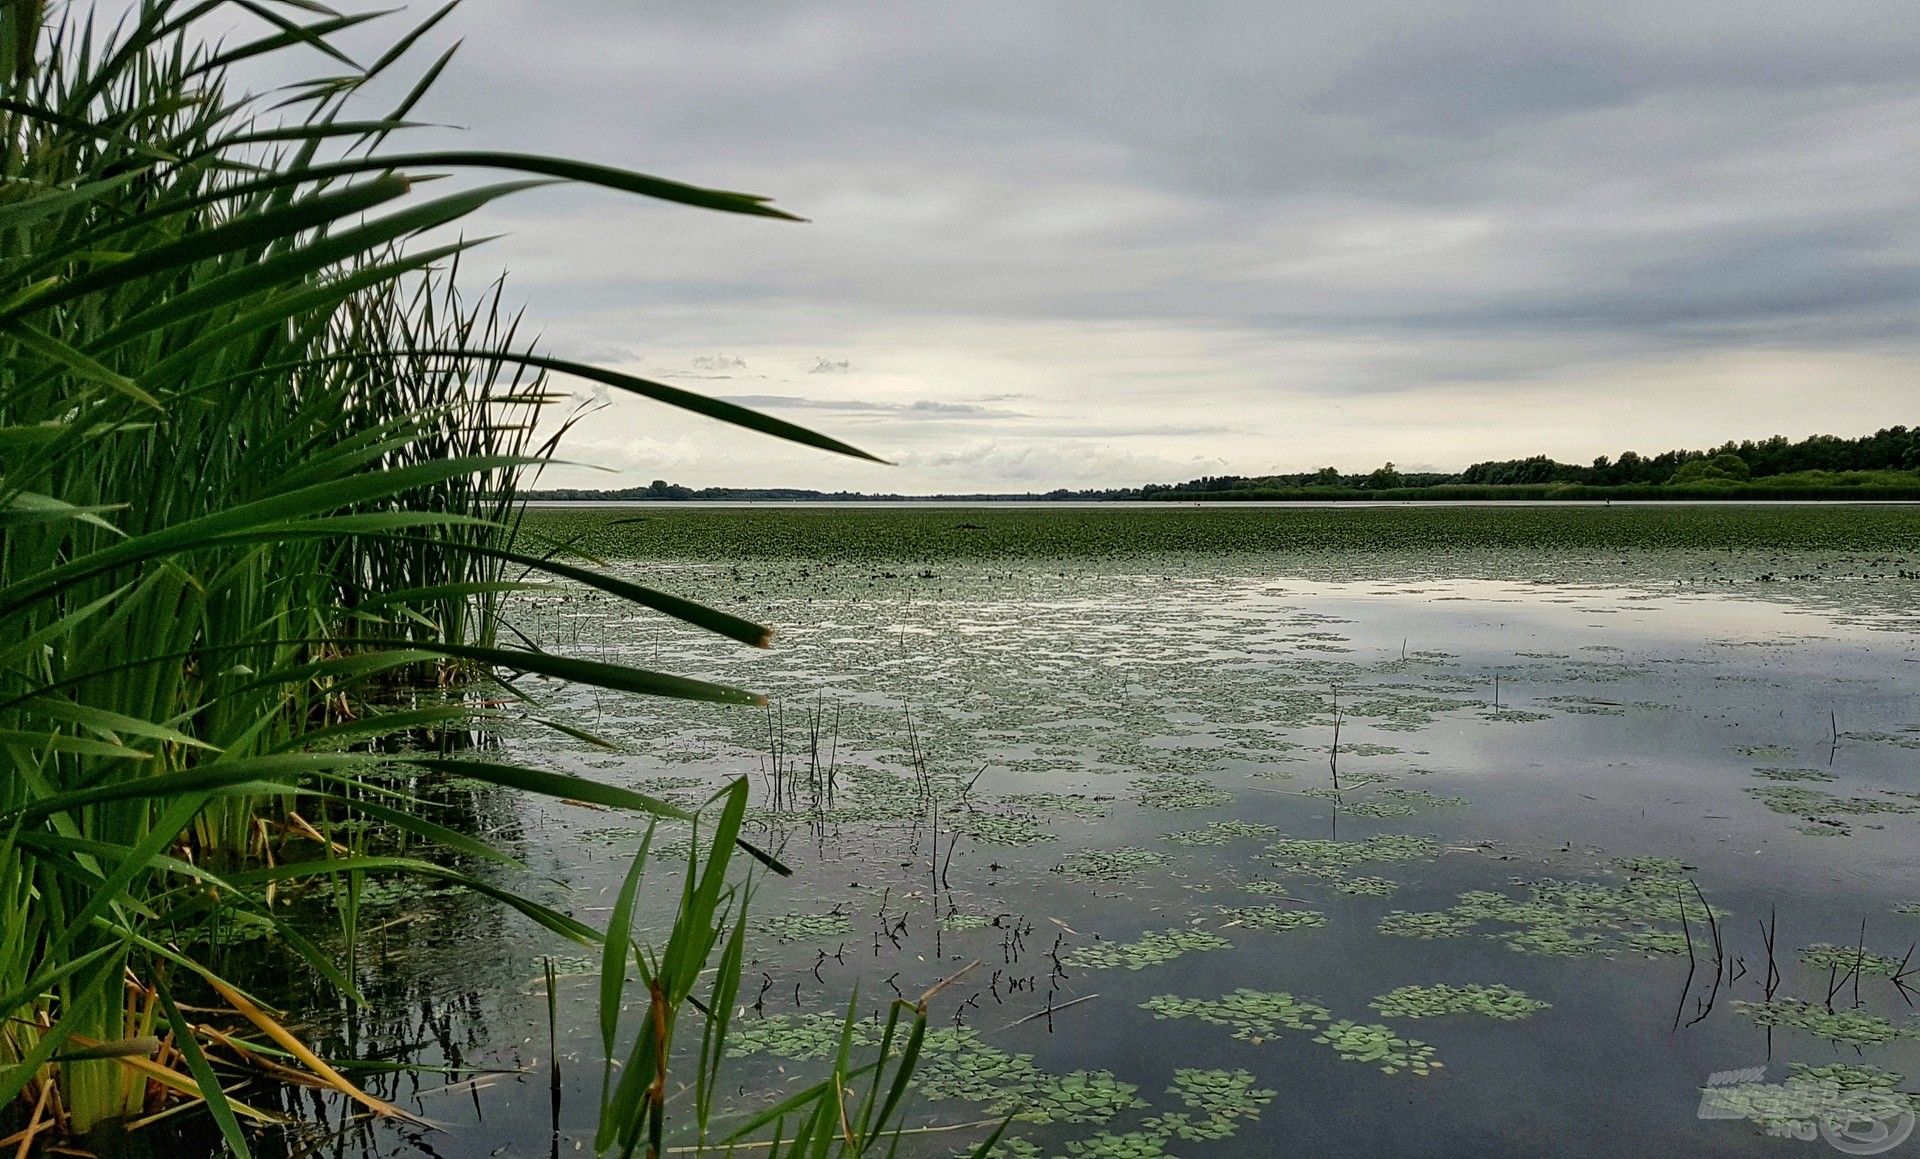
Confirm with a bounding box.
[528,505,1920,561]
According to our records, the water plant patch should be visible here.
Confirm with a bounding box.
[1369,983,1548,1021]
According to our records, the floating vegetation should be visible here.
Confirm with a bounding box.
[1338,743,1402,757]
[1144,1068,1277,1141]
[1142,989,1331,1043]
[1790,1062,1912,1093]
[1699,1063,1919,1134]
[1266,834,1439,872]
[1132,773,1234,810]
[977,1067,1278,1157]
[1057,847,1168,882]
[915,1029,1146,1124]
[1337,800,1419,819]
[1846,730,1920,751]
[1494,927,1609,957]
[1542,697,1625,716]
[761,911,852,944]
[1481,709,1552,723]
[1613,856,1691,877]
[1751,767,1835,782]
[1377,911,1476,939]
[727,1013,859,1060]
[1746,784,1920,817]
[1799,943,1910,978]
[1005,792,1112,818]
[1061,1131,1171,1159]
[1310,1020,1442,1075]
[1733,1000,1919,1048]
[579,823,658,848]
[1162,820,1279,846]
[1376,787,1469,809]
[1065,927,1233,971]
[954,809,1057,846]
[734,1016,1143,1126]
[1621,929,1690,955]
[1241,880,1306,898]
[1215,906,1328,931]
[1344,692,1478,732]
[940,912,993,931]
[1426,857,1722,958]
[1333,875,1401,897]
[1369,983,1548,1021]
[973,1139,1045,1159]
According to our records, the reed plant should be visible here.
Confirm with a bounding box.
[0,1,936,1153]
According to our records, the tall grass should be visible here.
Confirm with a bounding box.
[0,2,931,1153]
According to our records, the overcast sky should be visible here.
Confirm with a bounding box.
[271,2,1920,490]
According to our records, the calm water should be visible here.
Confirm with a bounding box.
[268,554,1920,1158]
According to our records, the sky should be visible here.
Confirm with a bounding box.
[255,2,1920,490]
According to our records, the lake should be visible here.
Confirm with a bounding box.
[272,506,1920,1157]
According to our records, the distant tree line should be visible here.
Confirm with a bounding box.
[530,426,1920,501]
[1125,426,1920,497]
[530,479,1039,502]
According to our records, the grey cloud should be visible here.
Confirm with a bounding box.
[1311,5,1920,136]
[244,1,1920,489]
[720,394,1021,418]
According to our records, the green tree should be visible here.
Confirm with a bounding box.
[1367,462,1404,489]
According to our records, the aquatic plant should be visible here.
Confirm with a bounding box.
[1375,787,1468,809]
[1333,875,1401,897]
[1733,999,1918,1048]
[1004,792,1112,818]
[1747,785,1919,817]
[1057,847,1168,882]
[728,1013,875,1061]
[1481,709,1552,723]
[1163,1066,1275,1123]
[913,1028,1144,1124]
[954,809,1057,846]
[0,2,939,1151]
[971,1139,1045,1159]
[1369,983,1548,1021]
[1620,929,1690,955]
[1266,834,1438,871]
[1337,800,1419,819]
[1751,767,1835,782]
[1494,927,1609,957]
[1799,943,1909,977]
[763,912,855,944]
[532,505,1920,562]
[1699,1063,1918,1133]
[1216,906,1328,931]
[1161,820,1279,846]
[1131,773,1234,810]
[1141,989,1332,1042]
[1377,911,1476,938]
[1242,879,1307,896]
[1064,928,1232,971]
[1310,1020,1441,1075]
[1789,1062,1910,1094]
[1061,1130,1172,1158]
